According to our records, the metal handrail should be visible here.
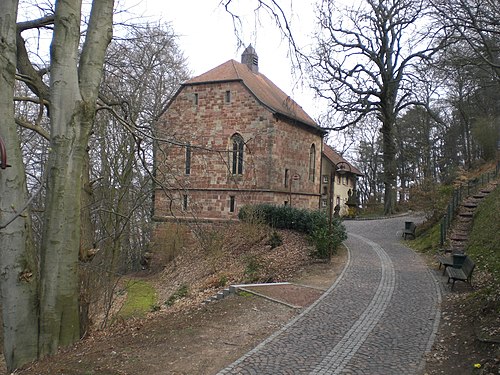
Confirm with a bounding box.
[440,162,500,247]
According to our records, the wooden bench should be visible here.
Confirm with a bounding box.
[446,256,475,290]
[403,221,416,240]
[437,252,467,275]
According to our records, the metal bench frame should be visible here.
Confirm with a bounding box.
[403,221,416,240]
[437,253,467,275]
[446,256,475,290]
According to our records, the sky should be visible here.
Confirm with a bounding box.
[134,0,324,119]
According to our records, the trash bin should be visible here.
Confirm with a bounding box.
[404,221,414,231]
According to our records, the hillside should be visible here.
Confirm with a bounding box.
[422,180,500,374]
[12,223,348,374]
[5,182,499,374]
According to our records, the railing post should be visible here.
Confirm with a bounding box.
[454,189,459,211]
[441,215,447,246]
[438,165,498,251]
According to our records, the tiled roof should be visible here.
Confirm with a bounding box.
[322,143,364,176]
[185,60,322,132]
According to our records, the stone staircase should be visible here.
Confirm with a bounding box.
[202,287,233,304]
[446,182,498,254]
[202,282,295,305]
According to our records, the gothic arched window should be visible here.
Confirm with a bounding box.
[309,144,316,182]
[231,133,244,175]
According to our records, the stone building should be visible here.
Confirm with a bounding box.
[153,46,360,222]
[321,143,364,217]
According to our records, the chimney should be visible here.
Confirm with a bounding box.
[241,44,259,73]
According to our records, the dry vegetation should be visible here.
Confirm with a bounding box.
[9,222,335,374]
[151,221,317,308]
[3,207,498,374]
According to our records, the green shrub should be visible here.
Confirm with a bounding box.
[310,218,347,259]
[243,255,262,282]
[239,204,347,259]
[165,284,189,306]
[266,230,283,249]
[409,181,454,222]
[217,274,229,287]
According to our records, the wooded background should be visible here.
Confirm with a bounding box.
[0,0,498,371]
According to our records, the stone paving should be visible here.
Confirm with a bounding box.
[217,215,442,375]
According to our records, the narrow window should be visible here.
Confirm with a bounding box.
[225,90,231,103]
[322,186,328,195]
[323,175,329,184]
[336,196,341,206]
[182,194,188,211]
[284,201,288,206]
[229,195,235,213]
[185,143,191,175]
[231,133,244,175]
[309,144,316,182]
[194,93,199,105]
[284,169,289,187]
[337,175,341,184]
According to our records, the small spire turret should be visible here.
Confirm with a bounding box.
[241,44,259,73]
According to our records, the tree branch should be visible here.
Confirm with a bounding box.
[17,15,54,32]
[15,117,50,141]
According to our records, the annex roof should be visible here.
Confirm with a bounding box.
[185,59,323,132]
[322,143,364,177]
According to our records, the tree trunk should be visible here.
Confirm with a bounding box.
[38,0,113,356]
[0,0,39,371]
[381,117,397,215]
[79,151,94,337]
[422,112,432,180]
[80,150,95,262]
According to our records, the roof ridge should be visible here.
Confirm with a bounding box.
[184,59,322,132]
[323,143,364,177]
[230,59,242,80]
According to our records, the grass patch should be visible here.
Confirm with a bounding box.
[237,290,254,297]
[463,185,500,329]
[409,221,442,254]
[466,186,500,288]
[119,280,157,318]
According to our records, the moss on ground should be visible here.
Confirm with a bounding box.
[410,221,441,254]
[466,186,500,288]
[119,280,157,318]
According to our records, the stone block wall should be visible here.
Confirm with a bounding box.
[154,80,323,221]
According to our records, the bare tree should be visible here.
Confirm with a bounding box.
[431,0,500,79]
[79,23,189,329]
[37,0,114,356]
[309,0,444,214]
[1,0,113,369]
[0,1,39,370]
[94,23,189,269]
[353,116,384,206]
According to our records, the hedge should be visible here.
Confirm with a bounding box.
[238,204,347,259]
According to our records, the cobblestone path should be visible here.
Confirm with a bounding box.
[217,215,442,375]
